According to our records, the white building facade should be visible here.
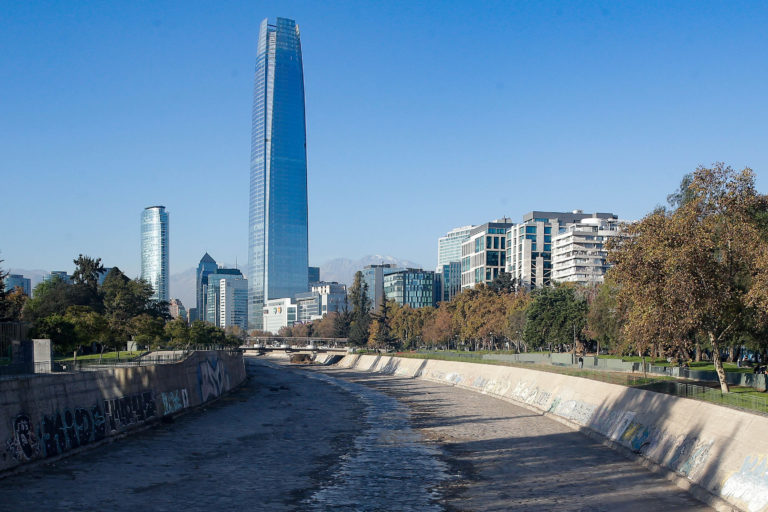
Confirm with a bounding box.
[552,218,625,285]
[460,219,514,290]
[219,278,249,331]
[437,225,475,267]
[262,298,297,334]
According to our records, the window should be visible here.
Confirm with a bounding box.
[475,238,481,253]
[544,235,551,243]
[544,227,551,234]
[501,238,506,249]
[526,234,536,240]
[531,243,537,251]
[493,237,499,249]
[486,251,499,266]
[486,236,492,249]
[525,226,536,234]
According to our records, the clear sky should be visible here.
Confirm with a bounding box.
[2,0,767,279]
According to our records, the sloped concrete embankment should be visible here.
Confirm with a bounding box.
[338,354,768,512]
[1,350,245,473]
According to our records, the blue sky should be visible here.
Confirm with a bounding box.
[2,0,767,280]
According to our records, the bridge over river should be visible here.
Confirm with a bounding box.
[0,356,710,511]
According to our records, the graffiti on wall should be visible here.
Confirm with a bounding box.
[722,455,768,512]
[5,415,40,461]
[199,358,230,402]
[103,391,157,432]
[160,388,189,416]
[510,381,552,408]
[39,405,108,458]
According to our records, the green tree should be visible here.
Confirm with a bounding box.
[129,314,166,349]
[1,286,27,322]
[64,305,108,348]
[347,271,371,346]
[368,300,395,349]
[72,254,105,296]
[164,317,189,348]
[32,314,77,353]
[609,164,768,392]
[23,276,74,324]
[584,280,621,355]
[488,271,516,294]
[523,284,588,352]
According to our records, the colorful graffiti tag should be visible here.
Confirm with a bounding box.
[199,358,230,402]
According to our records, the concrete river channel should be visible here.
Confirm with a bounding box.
[0,357,711,511]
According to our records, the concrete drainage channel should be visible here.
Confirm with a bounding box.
[335,354,767,512]
[0,350,246,476]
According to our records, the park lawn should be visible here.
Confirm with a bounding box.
[55,350,143,362]
[598,355,754,373]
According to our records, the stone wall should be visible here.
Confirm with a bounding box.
[339,354,768,512]
[1,350,245,473]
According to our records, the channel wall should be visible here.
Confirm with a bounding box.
[1,350,245,473]
[338,354,768,512]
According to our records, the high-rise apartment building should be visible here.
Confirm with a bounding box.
[141,206,169,302]
[219,278,248,331]
[248,17,309,329]
[460,219,514,290]
[311,281,347,315]
[43,271,71,284]
[552,217,624,285]
[168,298,187,321]
[196,253,218,323]
[506,210,617,289]
[437,225,474,267]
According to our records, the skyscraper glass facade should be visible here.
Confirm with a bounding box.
[196,253,218,322]
[248,17,309,329]
[141,206,169,302]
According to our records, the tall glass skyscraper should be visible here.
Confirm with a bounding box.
[141,206,169,302]
[248,17,309,329]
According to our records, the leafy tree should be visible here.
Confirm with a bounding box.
[72,254,105,296]
[584,280,621,355]
[277,325,294,337]
[23,275,74,324]
[164,317,189,348]
[311,312,338,338]
[1,286,27,322]
[609,164,768,392]
[332,309,352,338]
[488,271,516,294]
[32,314,77,353]
[347,271,371,346]
[129,314,165,349]
[666,173,695,210]
[422,305,455,348]
[523,284,588,352]
[63,305,108,348]
[292,322,313,338]
[368,300,395,349]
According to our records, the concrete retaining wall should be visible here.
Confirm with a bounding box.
[1,350,245,473]
[339,354,768,512]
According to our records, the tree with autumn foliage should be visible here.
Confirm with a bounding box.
[608,164,768,392]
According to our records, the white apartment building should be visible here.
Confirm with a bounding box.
[507,211,618,289]
[552,217,625,285]
[219,278,248,331]
[311,281,348,315]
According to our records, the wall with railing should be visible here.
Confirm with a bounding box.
[0,349,245,473]
[339,354,768,512]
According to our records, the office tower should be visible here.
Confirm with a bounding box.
[383,269,436,309]
[141,206,169,302]
[460,218,514,290]
[506,210,618,289]
[205,268,245,326]
[436,262,462,303]
[311,281,347,315]
[362,264,402,312]
[248,17,309,329]
[43,271,71,284]
[4,274,31,296]
[308,266,320,285]
[196,253,218,323]
[437,225,475,267]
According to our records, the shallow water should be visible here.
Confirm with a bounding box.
[301,370,448,511]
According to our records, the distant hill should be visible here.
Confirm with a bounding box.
[318,255,424,286]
